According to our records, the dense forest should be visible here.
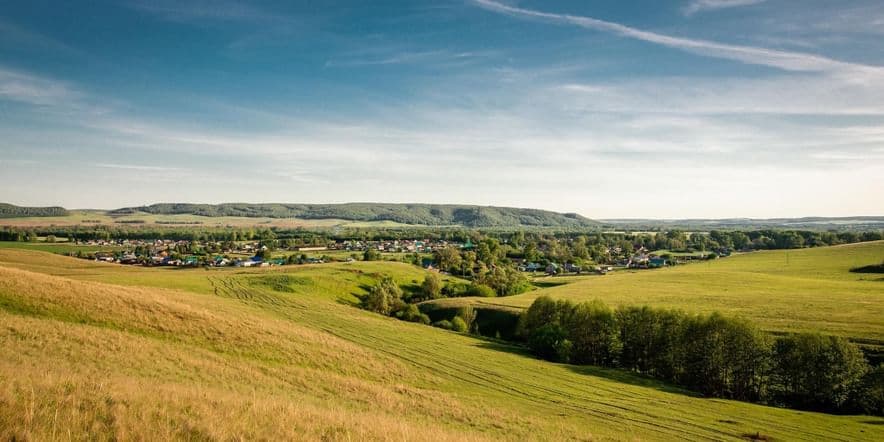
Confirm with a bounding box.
[0,203,68,218]
[108,203,598,227]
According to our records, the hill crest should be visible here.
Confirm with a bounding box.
[107,202,598,228]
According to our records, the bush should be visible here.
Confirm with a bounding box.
[466,283,496,298]
[363,249,381,261]
[457,306,477,332]
[441,282,469,297]
[451,316,469,333]
[395,304,429,323]
[433,320,453,330]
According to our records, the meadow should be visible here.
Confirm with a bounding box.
[463,241,884,344]
[1,246,882,440]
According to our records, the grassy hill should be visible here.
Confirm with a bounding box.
[108,202,598,228]
[445,241,884,344]
[0,248,881,440]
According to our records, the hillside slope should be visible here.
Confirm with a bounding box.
[108,202,597,227]
[0,250,881,440]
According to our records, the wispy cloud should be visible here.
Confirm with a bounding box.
[127,0,293,26]
[0,68,76,106]
[324,49,494,68]
[471,0,882,75]
[0,18,82,57]
[683,0,767,16]
[94,163,186,172]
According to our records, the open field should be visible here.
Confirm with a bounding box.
[0,210,412,228]
[1,248,882,440]
[0,240,126,254]
[455,241,884,344]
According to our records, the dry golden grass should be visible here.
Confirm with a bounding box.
[0,268,493,441]
[1,252,882,441]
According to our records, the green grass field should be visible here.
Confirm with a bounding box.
[0,246,882,440]
[449,241,884,344]
[0,209,411,228]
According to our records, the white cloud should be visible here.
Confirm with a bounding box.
[0,68,76,106]
[471,0,883,76]
[683,0,767,16]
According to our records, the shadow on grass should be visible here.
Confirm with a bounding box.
[473,339,700,397]
[531,280,570,289]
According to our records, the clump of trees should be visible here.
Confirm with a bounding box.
[519,296,882,415]
[432,239,530,297]
[361,276,481,333]
[359,276,433,324]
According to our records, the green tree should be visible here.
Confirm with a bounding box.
[772,333,867,411]
[420,273,442,300]
[363,248,381,261]
[435,246,462,272]
[527,323,572,363]
[360,276,402,315]
[565,300,621,366]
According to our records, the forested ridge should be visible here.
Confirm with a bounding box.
[108,202,598,227]
[0,203,68,218]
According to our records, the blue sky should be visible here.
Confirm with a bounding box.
[1,0,882,218]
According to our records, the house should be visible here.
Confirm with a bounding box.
[648,257,667,268]
[564,263,581,273]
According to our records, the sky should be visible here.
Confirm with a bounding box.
[1,0,883,218]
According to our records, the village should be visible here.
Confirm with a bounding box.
[68,236,732,275]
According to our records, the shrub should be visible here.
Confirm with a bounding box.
[395,304,428,323]
[466,283,496,298]
[451,316,469,333]
[433,320,453,330]
[441,282,469,297]
[457,306,477,332]
[363,249,381,261]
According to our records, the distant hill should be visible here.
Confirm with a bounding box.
[0,203,69,218]
[600,216,884,231]
[108,203,597,228]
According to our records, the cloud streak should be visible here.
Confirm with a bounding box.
[471,0,882,75]
[0,68,76,106]
[683,0,767,16]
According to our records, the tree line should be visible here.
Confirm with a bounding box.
[519,296,883,416]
